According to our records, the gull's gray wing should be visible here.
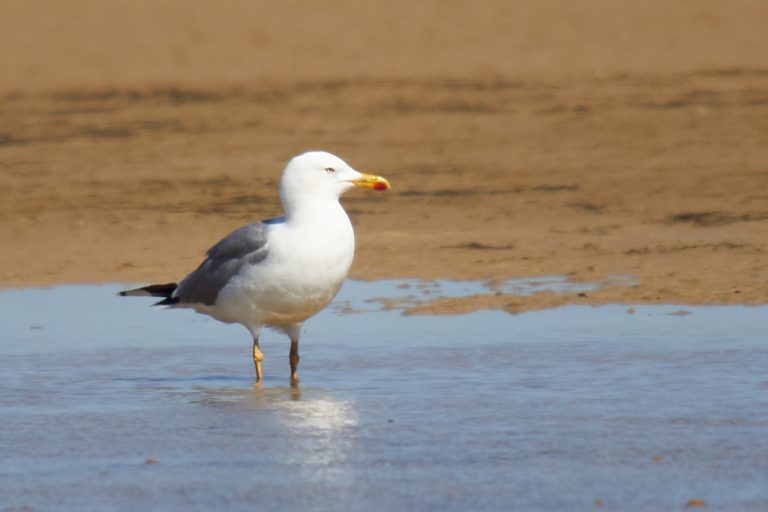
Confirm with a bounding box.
[174,220,275,305]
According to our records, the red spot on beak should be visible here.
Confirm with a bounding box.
[373,181,388,191]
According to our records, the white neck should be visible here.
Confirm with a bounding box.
[278,197,356,277]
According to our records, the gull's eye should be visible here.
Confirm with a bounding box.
[324,167,336,174]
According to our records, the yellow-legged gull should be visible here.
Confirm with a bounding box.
[120,151,390,383]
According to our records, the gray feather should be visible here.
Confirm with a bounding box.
[174,221,273,305]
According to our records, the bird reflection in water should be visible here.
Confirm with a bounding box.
[255,385,358,469]
[191,384,358,464]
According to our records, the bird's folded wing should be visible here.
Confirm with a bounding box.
[174,222,271,305]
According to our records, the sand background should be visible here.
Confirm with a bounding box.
[1,0,767,312]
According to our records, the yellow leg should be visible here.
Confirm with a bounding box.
[252,337,263,382]
[289,339,300,383]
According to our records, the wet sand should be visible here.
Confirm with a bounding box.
[2,1,768,312]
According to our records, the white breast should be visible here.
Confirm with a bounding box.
[212,202,355,327]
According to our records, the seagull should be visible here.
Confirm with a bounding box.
[120,151,390,383]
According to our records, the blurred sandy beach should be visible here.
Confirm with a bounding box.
[1,0,767,311]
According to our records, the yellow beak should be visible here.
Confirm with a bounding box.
[351,173,391,191]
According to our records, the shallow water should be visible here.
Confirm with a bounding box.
[1,280,767,511]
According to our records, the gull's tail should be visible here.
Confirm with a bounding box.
[118,282,179,306]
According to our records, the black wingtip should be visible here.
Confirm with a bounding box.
[119,282,178,299]
[154,297,180,306]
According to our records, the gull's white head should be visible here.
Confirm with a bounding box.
[280,151,389,213]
